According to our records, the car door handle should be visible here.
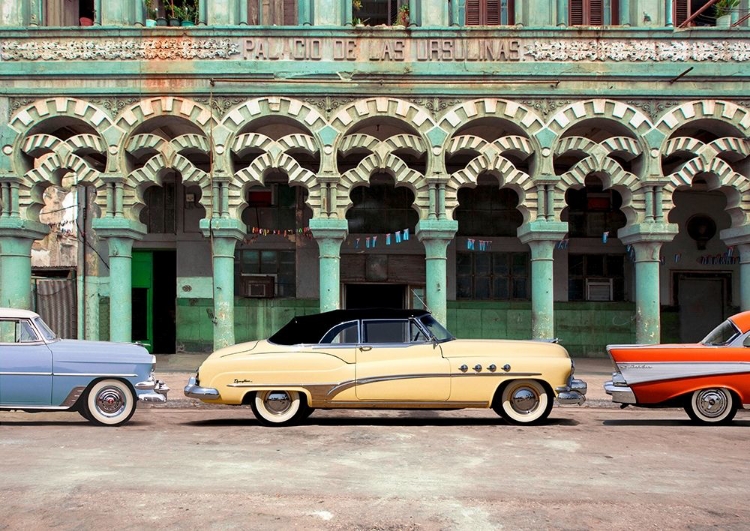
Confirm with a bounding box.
[359,346,372,351]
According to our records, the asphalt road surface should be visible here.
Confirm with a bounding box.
[1,405,749,530]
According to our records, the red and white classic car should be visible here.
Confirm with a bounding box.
[605,311,750,424]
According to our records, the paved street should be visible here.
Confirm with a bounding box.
[1,405,748,530]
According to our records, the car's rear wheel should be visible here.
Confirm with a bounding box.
[251,390,307,427]
[493,379,553,425]
[83,379,137,426]
[684,388,737,424]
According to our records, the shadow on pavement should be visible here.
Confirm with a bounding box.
[183,416,580,428]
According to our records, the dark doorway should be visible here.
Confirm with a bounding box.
[674,272,730,342]
[132,250,176,353]
[345,284,406,310]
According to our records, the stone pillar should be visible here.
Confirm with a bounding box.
[92,218,145,343]
[0,219,48,309]
[310,218,348,313]
[619,224,677,344]
[518,221,568,340]
[200,218,245,351]
[416,219,458,326]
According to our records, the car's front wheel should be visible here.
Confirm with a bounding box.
[684,388,737,424]
[83,379,137,426]
[493,379,553,425]
[251,390,308,427]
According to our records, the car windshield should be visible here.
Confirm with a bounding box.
[418,315,454,342]
[701,319,740,346]
[33,317,58,341]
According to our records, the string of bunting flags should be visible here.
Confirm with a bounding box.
[347,229,411,249]
[244,226,314,244]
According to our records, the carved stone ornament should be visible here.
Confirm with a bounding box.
[0,38,241,61]
[524,40,750,62]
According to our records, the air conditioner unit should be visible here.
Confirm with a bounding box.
[586,279,613,302]
[241,276,275,298]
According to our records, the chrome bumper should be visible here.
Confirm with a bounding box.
[135,376,169,403]
[556,378,587,405]
[184,376,220,400]
[604,380,637,404]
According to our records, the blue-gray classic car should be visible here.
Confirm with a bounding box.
[0,308,168,426]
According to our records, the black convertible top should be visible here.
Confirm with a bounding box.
[268,308,432,345]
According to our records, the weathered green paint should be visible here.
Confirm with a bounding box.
[619,224,678,344]
[310,218,348,313]
[719,227,750,310]
[416,219,458,326]
[106,236,135,342]
[200,218,244,350]
[0,222,46,309]
[518,221,568,339]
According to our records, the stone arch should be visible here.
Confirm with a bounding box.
[447,153,535,224]
[336,152,429,220]
[655,101,750,138]
[546,100,653,140]
[438,99,545,140]
[664,157,750,229]
[16,133,106,222]
[122,134,211,221]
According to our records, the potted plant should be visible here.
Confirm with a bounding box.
[352,0,364,26]
[714,0,739,27]
[395,4,409,27]
[166,0,180,26]
[182,1,198,26]
[143,0,157,26]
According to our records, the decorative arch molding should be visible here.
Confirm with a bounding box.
[655,101,750,138]
[8,97,113,140]
[220,97,326,146]
[121,134,212,221]
[113,97,218,138]
[336,153,429,220]
[438,99,544,140]
[20,153,103,223]
[557,156,639,226]
[447,135,534,159]
[664,157,750,228]
[446,154,535,224]
[663,136,750,169]
[546,100,653,138]
[229,132,320,220]
[330,98,436,141]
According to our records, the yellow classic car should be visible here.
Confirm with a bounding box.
[184,309,586,426]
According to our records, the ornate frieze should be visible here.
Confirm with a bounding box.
[2,37,750,63]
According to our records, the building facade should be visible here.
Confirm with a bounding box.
[1,0,749,356]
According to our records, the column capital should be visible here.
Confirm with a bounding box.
[517,220,568,245]
[616,222,678,246]
[720,225,750,247]
[415,219,458,240]
[310,217,349,240]
[199,217,246,240]
[92,217,146,240]
[0,218,48,240]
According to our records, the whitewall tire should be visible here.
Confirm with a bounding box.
[84,379,137,426]
[685,388,737,425]
[251,390,305,427]
[494,379,553,425]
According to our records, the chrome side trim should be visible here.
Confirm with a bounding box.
[61,386,87,407]
[617,361,750,385]
[0,405,70,411]
[55,372,138,378]
[319,400,487,409]
[604,380,637,404]
[0,371,52,376]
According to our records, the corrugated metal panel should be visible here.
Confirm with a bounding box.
[34,278,77,338]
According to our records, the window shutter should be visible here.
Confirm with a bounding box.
[466,0,481,25]
[610,0,619,24]
[485,0,501,24]
[569,0,584,25]
[283,0,297,24]
[589,0,603,24]
[674,0,690,26]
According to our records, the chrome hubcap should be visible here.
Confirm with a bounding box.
[696,389,728,418]
[96,387,126,416]
[511,387,539,414]
[265,391,292,415]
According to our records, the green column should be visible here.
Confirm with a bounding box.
[518,221,568,340]
[0,220,48,309]
[718,226,750,310]
[200,218,245,351]
[416,219,458,326]
[619,223,677,344]
[310,218,348,313]
[92,218,146,343]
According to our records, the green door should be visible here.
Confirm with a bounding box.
[132,251,154,353]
